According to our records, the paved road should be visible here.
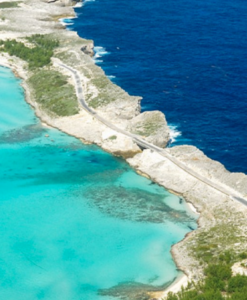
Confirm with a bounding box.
[59,63,247,207]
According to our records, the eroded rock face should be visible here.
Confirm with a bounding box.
[81,43,94,57]
[128,110,170,148]
[99,96,141,120]
[46,0,77,6]
[101,129,141,159]
[127,146,247,199]
[168,145,247,197]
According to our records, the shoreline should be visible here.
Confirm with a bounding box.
[0,60,194,300]
[158,273,188,298]
[0,58,194,298]
[1,1,247,299]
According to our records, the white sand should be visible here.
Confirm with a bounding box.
[158,274,189,299]
[187,202,199,215]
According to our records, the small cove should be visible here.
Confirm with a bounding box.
[0,66,197,299]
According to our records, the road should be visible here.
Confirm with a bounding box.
[59,63,247,207]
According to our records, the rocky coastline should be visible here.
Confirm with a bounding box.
[1,0,247,299]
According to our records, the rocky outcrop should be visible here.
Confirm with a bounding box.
[98,96,141,120]
[101,129,141,158]
[127,146,247,208]
[45,0,79,6]
[127,110,170,148]
[232,260,247,276]
[166,145,247,197]
[81,43,94,57]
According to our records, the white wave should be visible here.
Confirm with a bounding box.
[107,75,116,79]
[93,46,110,64]
[74,2,83,7]
[94,59,103,64]
[169,124,182,143]
[59,18,74,26]
[84,0,95,2]
[94,46,109,58]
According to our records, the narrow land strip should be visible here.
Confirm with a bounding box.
[59,62,247,207]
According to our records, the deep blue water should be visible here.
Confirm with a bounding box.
[68,0,247,173]
[0,66,197,299]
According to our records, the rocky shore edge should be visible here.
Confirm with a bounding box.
[1,0,247,299]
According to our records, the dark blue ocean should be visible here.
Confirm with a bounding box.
[67,0,247,173]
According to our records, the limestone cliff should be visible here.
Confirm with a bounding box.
[127,110,170,148]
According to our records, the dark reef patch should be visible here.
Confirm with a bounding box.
[98,280,174,300]
[0,124,44,144]
[84,186,194,224]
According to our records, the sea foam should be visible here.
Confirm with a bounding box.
[107,75,116,80]
[74,2,83,8]
[59,18,74,26]
[169,124,182,144]
[93,46,110,63]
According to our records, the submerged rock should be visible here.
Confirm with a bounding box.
[99,281,172,300]
[0,124,44,144]
[83,185,194,224]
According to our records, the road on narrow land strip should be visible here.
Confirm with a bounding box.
[59,63,247,207]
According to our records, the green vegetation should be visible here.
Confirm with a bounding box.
[239,252,247,260]
[130,113,165,137]
[133,121,162,136]
[0,34,59,68]
[27,34,59,50]
[0,34,78,116]
[191,222,242,264]
[108,135,117,140]
[28,70,78,116]
[165,252,247,300]
[89,76,116,108]
[0,1,19,8]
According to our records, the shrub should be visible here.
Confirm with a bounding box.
[219,251,234,264]
[27,34,59,50]
[0,1,19,8]
[204,277,225,292]
[0,35,59,69]
[228,275,247,293]
[204,263,232,281]
[28,70,78,116]
[230,291,247,300]
[239,252,247,260]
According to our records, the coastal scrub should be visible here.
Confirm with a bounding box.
[0,2,19,8]
[165,253,247,300]
[0,34,59,69]
[28,70,78,116]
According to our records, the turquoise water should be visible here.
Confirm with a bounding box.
[0,66,197,300]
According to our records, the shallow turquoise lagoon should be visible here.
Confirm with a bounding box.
[0,66,197,300]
